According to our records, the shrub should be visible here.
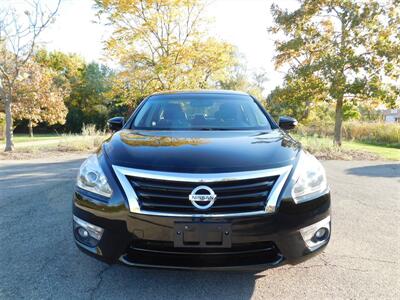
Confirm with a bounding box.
[81,124,105,136]
[295,121,335,138]
[57,135,107,152]
[295,121,400,147]
[342,122,400,146]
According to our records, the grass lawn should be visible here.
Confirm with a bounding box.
[0,133,61,144]
[293,134,400,161]
[342,141,400,161]
[0,133,109,160]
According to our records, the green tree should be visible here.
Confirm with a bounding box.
[218,63,267,101]
[36,50,113,131]
[74,62,114,130]
[267,74,328,121]
[95,0,237,108]
[270,0,400,145]
[35,49,85,96]
[35,50,85,132]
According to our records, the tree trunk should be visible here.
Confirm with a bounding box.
[28,119,34,138]
[334,97,343,146]
[302,100,312,120]
[4,97,14,152]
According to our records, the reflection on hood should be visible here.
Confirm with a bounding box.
[106,129,300,172]
[120,132,207,148]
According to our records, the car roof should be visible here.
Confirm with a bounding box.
[150,90,249,96]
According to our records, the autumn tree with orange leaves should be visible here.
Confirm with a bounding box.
[12,61,67,137]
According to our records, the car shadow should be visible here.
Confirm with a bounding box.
[345,163,400,178]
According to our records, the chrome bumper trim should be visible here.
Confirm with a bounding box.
[119,253,284,270]
[129,209,268,218]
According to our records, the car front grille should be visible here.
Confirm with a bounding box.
[127,175,279,215]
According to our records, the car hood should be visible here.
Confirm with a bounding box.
[104,129,300,173]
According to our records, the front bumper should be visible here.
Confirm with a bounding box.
[73,189,331,270]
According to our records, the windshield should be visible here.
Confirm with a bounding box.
[132,94,272,130]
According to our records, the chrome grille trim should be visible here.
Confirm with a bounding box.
[112,165,292,217]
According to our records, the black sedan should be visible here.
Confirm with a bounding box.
[72,90,331,270]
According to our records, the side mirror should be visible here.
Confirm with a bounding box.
[107,117,125,132]
[278,116,298,130]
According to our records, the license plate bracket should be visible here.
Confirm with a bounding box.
[174,222,232,248]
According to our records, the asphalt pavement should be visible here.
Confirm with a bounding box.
[0,155,399,299]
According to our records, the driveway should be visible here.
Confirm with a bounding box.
[0,155,399,299]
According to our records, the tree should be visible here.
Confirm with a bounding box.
[12,61,67,137]
[0,0,61,151]
[73,62,114,130]
[267,74,328,121]
[270,0,400,145]
[218,63,266,100]
[35,49,85,97]
[35,50,113,132]
[95,0,237,108]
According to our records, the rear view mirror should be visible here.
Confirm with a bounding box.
[278,116,298,130]
[107,117,125,132]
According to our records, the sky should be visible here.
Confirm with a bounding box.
[2,0,298,93]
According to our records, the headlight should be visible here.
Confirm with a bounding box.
[77,154,113,198]
[292,152,328,203]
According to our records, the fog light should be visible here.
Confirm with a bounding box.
[300,216,330,251]
[73,215,104,247]
[314,228,328,241]
[77,227,89,238]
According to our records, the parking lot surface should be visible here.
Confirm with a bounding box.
[0,155,399,299]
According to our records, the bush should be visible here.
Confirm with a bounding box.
[295,121,400,147]
[295,120,335,138]
[342,122,400,146]
[81,123,105,136]
[57,135,106,152]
